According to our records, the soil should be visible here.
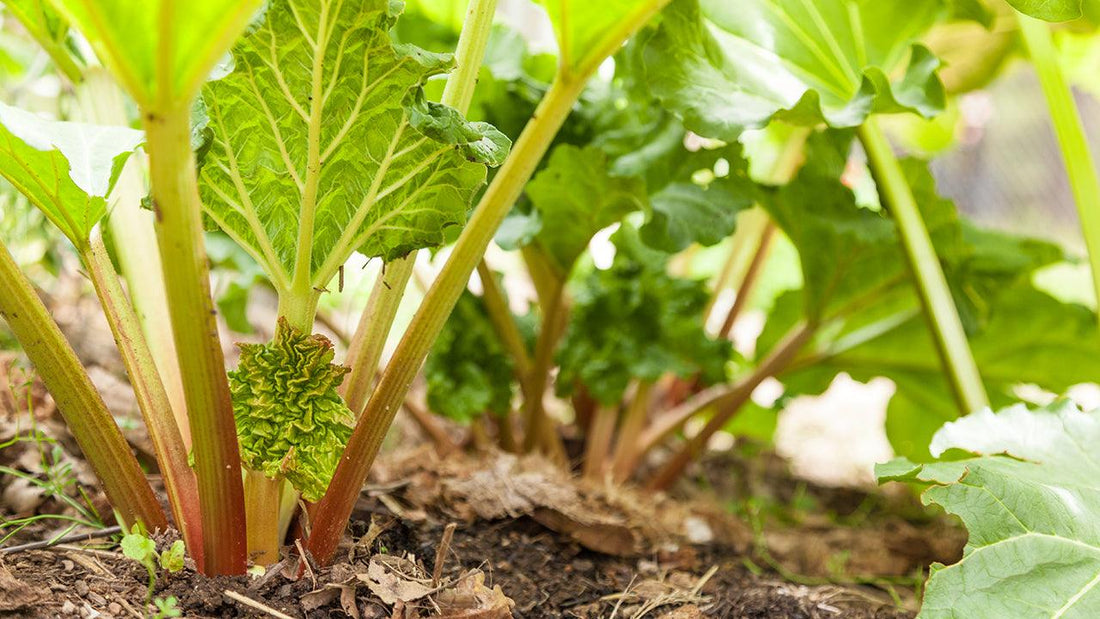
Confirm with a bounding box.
[0,353,965,618]
[0,444,962,619]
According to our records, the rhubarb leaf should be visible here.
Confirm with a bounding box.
[758,133,1076,461]
[537,0,668,77]
[425,290,518,424]
[0,101,143,248]
[49,0,261,106]
[644,0,949,140]
[229,320,353,502]
[198,0,509,292]
[639,143,760,252]
[521,145,647,274]
[1004,0,1082,21]
[878,401,1100,618]
[557,225,731,404]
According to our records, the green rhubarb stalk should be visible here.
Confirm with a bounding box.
[342,256,415,415]
[2,2,84,84]
[341,0,500,414]
[82,232,203,566]
[609,382,653,482]
[647,322,816,491]
[1019,15,1100,320]
[308,1,673,566]
[244,470,283,565]
[582,405,617,480]
[521,274,569,458]
[145,108,247,575]
[308,75,588,565]
[857,119,989,415]
[0,239,166,530]
[78,68,190,446]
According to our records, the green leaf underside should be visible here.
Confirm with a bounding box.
[425,290,517,424]
[4,0,70,52]
[878,402,1100,618]
[557,225,731,404]
[0,101,143,247]
[537,0,658,75]
[198,0,509,292]
[759,131,1087,461]
[229,319,353,502]
[1005,0,1082,21]
[644,0,949,140]
[50,0,262,105]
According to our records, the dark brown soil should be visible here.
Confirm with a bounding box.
[0,445,961,619]
[1,354,962,618]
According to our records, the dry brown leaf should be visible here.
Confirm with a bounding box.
[0,564,43,612]
[360,555,432,605]
[434,570,514,619]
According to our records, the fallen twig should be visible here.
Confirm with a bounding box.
[0,525,122,554]
[224,589,295,619]
[432,523,457,587]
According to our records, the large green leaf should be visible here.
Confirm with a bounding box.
[520,145,647,274]
[643,0,949,140]
[49,0,261,107]
[198,0,509,291]
[879,401,1100,618]
[537,0,667,77]
[1006,0,1082,21]
[761,131,903,321]
[639,142,760,252]
[758,133,1078,460]
[0,101,143,248]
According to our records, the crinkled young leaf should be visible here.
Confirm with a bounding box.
[198,0,509,291]
[49,0,261,106]
[644,0,949,140]
[557,225,731,404]
[425,290,517,424]
[877,401,1100,618]
[0,101,143,248]
[228,319,353,502]
[521,145,647,274]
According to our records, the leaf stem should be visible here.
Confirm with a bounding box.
[0,239,165,530]
[719,222,776,339]
[341,0,500,412]
[609,381,653,482]
[243,471,283,566]
[78,68,190,446]
[582,405,617,480]
[521,275,568,458]
[342,257,415,416]
[857,119,988,414]
[145,107,246,575]
[82,232,203,567]
[308,74,587,565]
[647,322,816,491]
[1019,15,1100,320]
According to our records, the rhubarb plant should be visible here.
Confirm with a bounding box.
[5,2,1100,606]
